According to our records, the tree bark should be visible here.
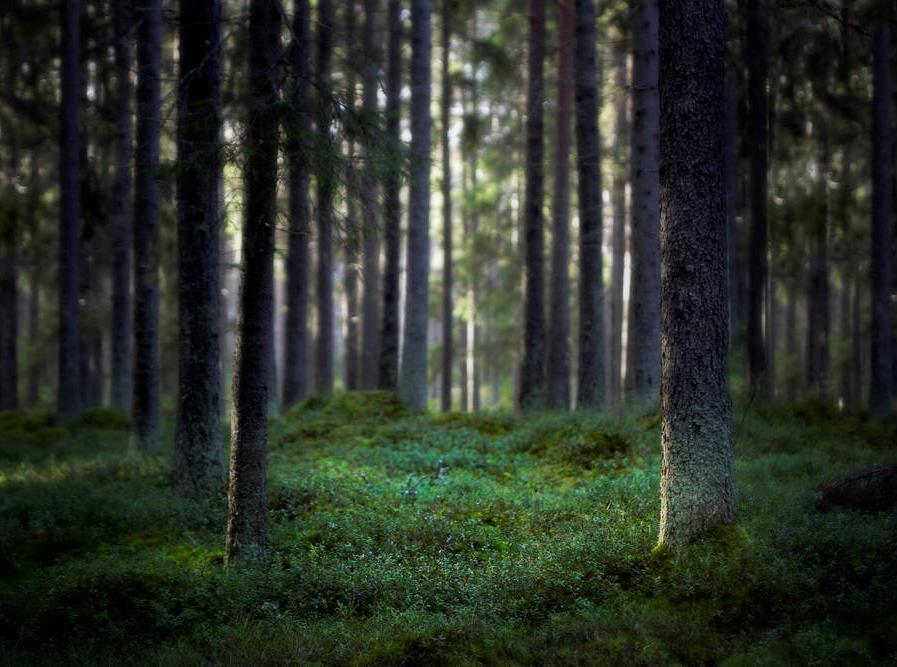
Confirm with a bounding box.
[226,0,280,565]
[724,68,741,341]
[657,0,737,549]
[399,0,432,411]
[173,0,224,498]
[519,0,546,411]
[608,48,627,413]
[440,0,453,413]
[283,0,312,407]
[807,133,831,400]
[344,0,361,392]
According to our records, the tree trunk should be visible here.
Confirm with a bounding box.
[724,69,741,341]
[440,0,453,413]
[657,0,737,549]
[378,0,403,391]
[226,0,280,565]
[315,0,335,396]
[344,0,361,393]
[785,274,798,402]
[869,24,893,418]
[283,0,312,407]
[399,0,432,411]
[173,0,224,498]
[608,49,627,413]
[546,0,573,411]
[625,0,660,409]
[807,132,831,400]
[519,0,546,411]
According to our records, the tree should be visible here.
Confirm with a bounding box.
[869,23,893,418]
[344,0,361,392]
[226,0,281,564]
[173,0,224,498]
[625,0,660,408]
[378,0,403,391]
[440,0,453,413]
[132,0,162,451]
[283,0,312,407]
[58,0,81,422]
[546,0,573,411]
[519,0,546,411]
[399,0,432,410]
[0,43,19,413]
[574,0,604,410]
[657,0,737,548]
[724,68,740,340]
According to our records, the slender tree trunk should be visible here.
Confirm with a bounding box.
[625,0,660,408]
[360,0,382,389]
[870,24,893,418]
[724,69,741,341]
[785,274,798,402]
[440,0,453,412]
[851,274,863,405]
[519,0,546,411]
[315,0,335,395]
[283,0,312,407]
[226,0,280,565]
[0,241,16,412]
[399,0,432,410]
[657,0,736,549]
[173,0,223,498]
[546,0,573,410]
[344,0,361,392]
[574,0,604,409]
[807,131,831,399]
[608,49,627,413]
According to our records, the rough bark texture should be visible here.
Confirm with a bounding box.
[226,0,280,565]
[283,0,312,407]
[440,0,453,413]
[608,49,627,413]
[816,464,897,512]
[132,0,162,451]
[360,0,382,390]
[625,0,660,409]
[378,0,402,391]
[574,0,604,410]
[546,0,573,411]
[58,0,81,422]
[870,24,893,418]
[173,0,224,498]
[399,0,432,411]
[110,0,132,412]
[657,0,737,549]
[315,0,335,396]
[746,0,769,397]
[519,0,546,411]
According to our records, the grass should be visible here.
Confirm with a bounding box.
[0,392,895,665]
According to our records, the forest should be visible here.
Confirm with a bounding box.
[0,0,896,663]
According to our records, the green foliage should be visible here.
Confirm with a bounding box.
[0,395,895,664]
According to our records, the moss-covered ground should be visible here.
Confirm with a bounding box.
[1,393,895,665]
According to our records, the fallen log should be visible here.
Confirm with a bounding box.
[816,463,897,512]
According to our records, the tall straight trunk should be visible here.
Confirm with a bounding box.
[785,275,798,402]
[378,0,402,391]
[608,49,627,413]
[173,0,223,498]
[546,0,573,410]
[746,0,769,397]
[440,0,453,413]
[344,0,361,392]
[724,69,741,340]
[315,0,335,395]
[870,24,893,418]
[360,0,382,389]
[657,0,736,549]
[574,0,604,409]
[625,0,660,408]
[132,0,162,450]
[519,0,546,411]
[283,0,312,407]
[399,0,432,411]
[110,0,132,412]
[807,133,831,399]
[0,239,16,412]
[58,0,81,421]
[226,0,280,564]
[851,274,863,405]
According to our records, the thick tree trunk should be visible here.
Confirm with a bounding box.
[869,24,894,418]
[625,0,660,409]
[360,0,382,390]
[378,0,402,391]
[173,0,224,498]
[574,0,604,410]
[315,0,335,396]
[746,0,769,397]
[226,0,280,565]
[546,0,573,411]
[283,0,312,407]
[519,0,546,411]
[440,0,453,413]
[608,49,627,413]
[399,0,432,411]
[657,0,737,549]
[344,0,361,393]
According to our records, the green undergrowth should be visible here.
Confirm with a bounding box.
[1,392,895,665]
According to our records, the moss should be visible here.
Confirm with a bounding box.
[431,411,517,436]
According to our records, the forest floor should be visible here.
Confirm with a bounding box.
[0,392,896,665]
